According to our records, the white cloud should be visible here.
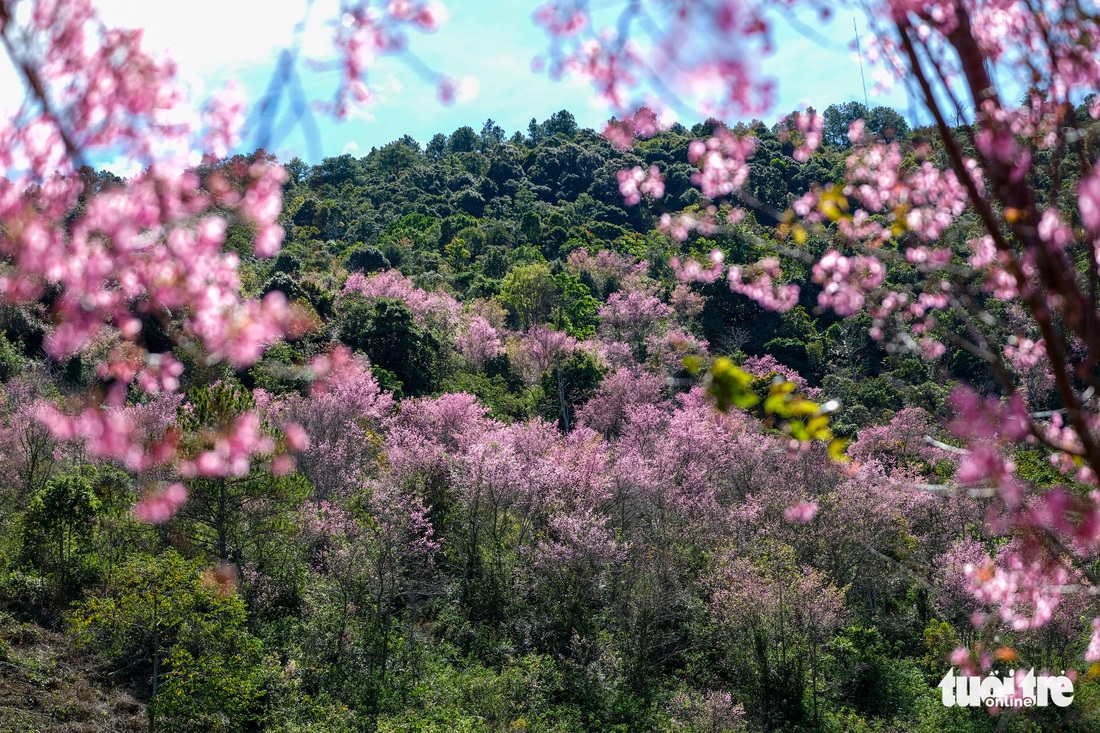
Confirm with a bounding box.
[0,61,25,118]
[456,75,480,103]
[379,73,405,97]
[97,0,340,75]
[99,155,144,179]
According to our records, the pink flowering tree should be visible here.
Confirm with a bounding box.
[597,289,672,358]
[648,328,711,382]
[454,315,504,371]
[665,689,746,733]
[565,247,648,299]
[342,269,461,335]
[740,355,809,395]
[0,377,65,499]
[292,486,438,710]
[509,325,582,429]
[267,350,394,500]
[575,367,666,437]
[847,407,952,477]
[708,542,846,726]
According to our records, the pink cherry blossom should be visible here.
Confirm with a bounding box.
[342,269,461,332]
[1080,170,1100,232]
[455,315,503,370]
[132,483,188,524]
[1087,618,1100,663]
[728,258,799,312]
[616,165,665,205]
[690,128,754,199]
[783,500,819,523]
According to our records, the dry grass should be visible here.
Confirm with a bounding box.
[0,615,145,733]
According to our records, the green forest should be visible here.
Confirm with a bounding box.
[1,103,1098,732]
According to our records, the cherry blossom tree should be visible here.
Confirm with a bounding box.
[708,542,846,726]
[575,367,666,437]
[341,269,461,335]
[292,486,437,712]
[454,315,504,371]
[266,350,393,500]
[597,290,672,349]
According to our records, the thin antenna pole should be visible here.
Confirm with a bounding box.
[854,17,869,108]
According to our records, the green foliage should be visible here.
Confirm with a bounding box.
[173,381,312,561]
[375,139,421,177]
[380,213,440,251]
[538,350,604,431]
[0,330,24,381]
[20,468,104,599]
[821,374,905,427]
[440,214,480,247]
[442,369,537,422]
[552,271,599,338]
[499,263,559,329]
[70,550,265,732]
[446,235,473,268]
[762,337,814,377]
[520,210,542,242]
[337,296,442,396]
[823,626,924,720]
[922,619,959,673]
[248,340,312,394]
[907,687,999,733]
[176,470,310,563]
[263,271,310,305]
[1012,446,1069,488]
[178,380,255,433]
[708,358,848,459]
[346,245,392,273]
[449,125,480,154]
[373,654,580,733]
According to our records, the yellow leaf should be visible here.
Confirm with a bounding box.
[789,399,820,417]
[818,188,851,222]
[763,393,788,416]
[769,382,796,397]
[707,358,758,412]
[682,355,706,375]
[807,415,831,436]
[789,421,809,441]
[828,438,851,463]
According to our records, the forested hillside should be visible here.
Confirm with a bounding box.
[1,104,1098,732]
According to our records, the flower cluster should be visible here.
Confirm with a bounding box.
[616,165,665,205]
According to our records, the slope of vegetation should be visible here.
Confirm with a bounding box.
[1,104,1098,732]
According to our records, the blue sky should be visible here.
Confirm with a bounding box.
[52,2,920,166]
